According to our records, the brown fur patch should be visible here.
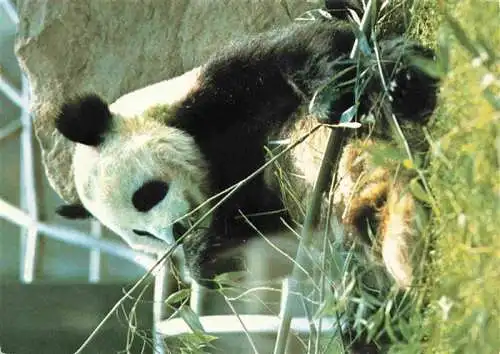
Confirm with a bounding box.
[276,120,421,289]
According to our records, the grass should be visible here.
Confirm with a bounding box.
[404,0,500,353]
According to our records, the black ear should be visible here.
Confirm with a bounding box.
[56,204,92,219]
[55,94,112,146]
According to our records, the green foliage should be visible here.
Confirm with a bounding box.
[165,332,217,354]
[302,1,500,352]
[403,0,500,353]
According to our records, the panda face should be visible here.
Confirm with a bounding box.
[68,109,210,254]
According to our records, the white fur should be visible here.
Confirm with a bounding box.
[110,66,202,117]
[72,69,209,255]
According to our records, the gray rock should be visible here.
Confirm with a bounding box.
[15,0,318,203]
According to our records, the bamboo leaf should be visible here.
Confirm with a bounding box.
[340,105,357,123]
[179,305,205,333]
[443,11,480,58]
[437,26,451,74]
[214,271,248,286]
[410,56,446,79]
[409,178,432,204]
[165,288,190,306]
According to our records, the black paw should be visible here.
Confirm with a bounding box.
[390,61,439,123]
[382,41,439,123]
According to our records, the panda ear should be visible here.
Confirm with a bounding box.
[56,204,92,219]
[55,94,112,146]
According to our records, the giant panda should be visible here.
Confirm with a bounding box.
[54,4,438,290]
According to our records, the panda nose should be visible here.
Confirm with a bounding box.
[172,222,189,242]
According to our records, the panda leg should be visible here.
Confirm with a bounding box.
[344,178,419,289]
[338,141,423,289]
[378,184,421,289]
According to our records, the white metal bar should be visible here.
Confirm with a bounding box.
[0,76,23,108]
[0,120,22,142]
[88,220,102,283]
[19,152,28,280]
[153,261,169,354]
[18,74,39,283]
[0,0,19,25]
[189,281,206,315]
[0,197,156,269]
[156,315,340,336]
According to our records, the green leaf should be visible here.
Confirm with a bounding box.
[214,270,248,286]
[179,305,205,333]
[476,33,497,68]
[340,105,357,123]
[352,26,372,56]
[437,26,451,75]
[444,11,480,58]
[369,144,406,166]
[410,56,446,79]
[165,288,190,306]
[176,333,218,353]
[309,82,346,122]
[409,178,432,204]
[482,88,500,111]
[366,309,384,342]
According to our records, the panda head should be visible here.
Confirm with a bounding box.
[55,94,210,254]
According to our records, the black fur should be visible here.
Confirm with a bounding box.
[56,204,92,219]
[132,180,169,212]
[382,39,438,122]
[55,94,112,146]
[167,20,438,286]
[174,22,354,286]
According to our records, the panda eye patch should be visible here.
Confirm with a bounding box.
[132,180,169,212]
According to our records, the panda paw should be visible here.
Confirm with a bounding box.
[385,42,439,124]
